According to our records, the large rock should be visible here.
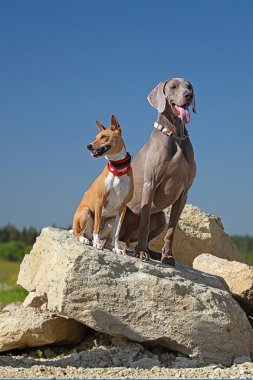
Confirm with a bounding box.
[149,204,245,266]
[17,227,253,365]
[0,306,87,352]
[193,253,253,315]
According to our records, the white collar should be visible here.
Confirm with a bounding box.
[154,122,189,141]
[154,122,173,136]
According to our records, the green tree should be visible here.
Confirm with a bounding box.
[0,241,32,262]
[231,235,253,265]
[0,225,38,244]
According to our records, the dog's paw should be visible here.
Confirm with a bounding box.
[92,234,103,249]
[135,250,150,261]
[93,241,103,250]
[113,247,126,255]
[161,255,175,266]
[79,236,90,245]
[113,240,127,255]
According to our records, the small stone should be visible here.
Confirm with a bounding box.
[2,303,19,312]
[111,336,129,347]
[234,356,251,364]
[176,352,188,358]
[112,357,121,366]
[175,357,200,368]
[130,357,161,369]
[159,352,171,364]
[71,352,80,361]
[23,291,47,308]
[43,348,56,359]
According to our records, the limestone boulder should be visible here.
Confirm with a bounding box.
[193,253,253,315]
[149,204,245,266]
[17,227,253,365]
[0,306,87,352]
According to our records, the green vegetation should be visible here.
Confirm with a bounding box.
[0,241,32,262]
[36,349,43,358]
[0,225,37,304]
[0,224,38,245]
[0,259,28,304]
[231,235,253,265]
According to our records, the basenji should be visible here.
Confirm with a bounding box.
[72,115,133,253]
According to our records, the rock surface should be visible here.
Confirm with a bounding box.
[17,227,253,365]
[149,204,245,266]
[193,253,253,315]
[0,306,87,352]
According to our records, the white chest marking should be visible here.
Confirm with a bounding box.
[102,172,130,217]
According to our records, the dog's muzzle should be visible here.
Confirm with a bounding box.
[87,144,111,158]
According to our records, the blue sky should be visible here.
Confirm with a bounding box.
[0,0,252,235]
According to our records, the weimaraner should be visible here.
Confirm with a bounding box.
[120,78,196,265]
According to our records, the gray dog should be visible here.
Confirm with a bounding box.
[120,78,196,265]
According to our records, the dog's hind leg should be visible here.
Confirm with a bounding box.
[148,211,166,241]
[147,211,166,261]
[119,207,139,245]
[162,191,188,265]
[120,209,166,253]
[72,207,93,245]
[100,217,115,250]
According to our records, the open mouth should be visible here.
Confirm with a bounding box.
[89,144,111,158]
[171,102,190,124]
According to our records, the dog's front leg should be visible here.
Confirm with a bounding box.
[93,202,103,249]
[113,206,127,254]
[135,181,155,261]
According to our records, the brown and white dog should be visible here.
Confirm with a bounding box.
[72,115,133,253]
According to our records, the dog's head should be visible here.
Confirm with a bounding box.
[147,78,196,124]
[87,115,124,158]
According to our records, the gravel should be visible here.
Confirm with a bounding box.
[0,332,253,378]
[1,356,253,379]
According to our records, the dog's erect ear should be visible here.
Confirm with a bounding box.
[110,115,121,133]
[192,91,197,114]
[96,120,106,131]
[147,81,167,113]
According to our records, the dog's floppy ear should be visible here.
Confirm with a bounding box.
[147,81,167,113]
[192,91,197,114]
[110,115,121,133]
[96,120,106,131]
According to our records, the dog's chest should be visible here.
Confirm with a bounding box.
[102,172,130,216]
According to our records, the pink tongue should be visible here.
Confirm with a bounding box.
[175,105,190,124]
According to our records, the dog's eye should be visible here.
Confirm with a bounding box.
[170,85,177,90]
[100,135,108,140]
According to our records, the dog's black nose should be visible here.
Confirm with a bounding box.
[87,144,93,150]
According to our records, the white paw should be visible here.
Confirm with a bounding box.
[113,248,126,255]
[79,236,90,245]
[93,241,103,250]
[69,229,74,234]
[93,234,103,249]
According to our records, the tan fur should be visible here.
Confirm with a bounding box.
[72,115,133,252]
